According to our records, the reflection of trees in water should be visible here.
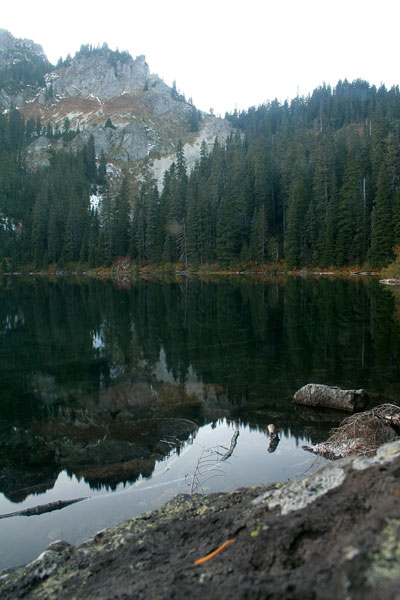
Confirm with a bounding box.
[1,276,400,498]
[1,276,400,421]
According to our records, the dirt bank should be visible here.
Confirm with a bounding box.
[1,441,400,600]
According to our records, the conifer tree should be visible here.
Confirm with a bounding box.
[31,184,50,267]
[100,186,114,266]
[371,164,393,267]
[336,157,365,266]
[250,205,268,264]
[285,152,309,269]
[85,135,97,182]
[114,175,130,256]
[97,150,107,185]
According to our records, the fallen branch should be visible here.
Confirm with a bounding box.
[220,430,240,461]
[190,431,240,494]
[0,497,87,520]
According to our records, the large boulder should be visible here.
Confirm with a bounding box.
[294,383,369,411]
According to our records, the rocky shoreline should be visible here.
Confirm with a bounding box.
[1,440,399,599]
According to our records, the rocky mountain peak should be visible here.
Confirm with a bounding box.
[0,29,16,51]
[0,29,52,110]
[0,30,235,183]
[0,29,48,63]
[47,46,155,103]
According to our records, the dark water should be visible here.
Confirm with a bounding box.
[1,275,399,570]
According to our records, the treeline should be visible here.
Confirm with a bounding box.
[2,277,398,425]
[2,78,400,270]
[56,43,131,71]
[127,80,400,269]
[0,108,106,268]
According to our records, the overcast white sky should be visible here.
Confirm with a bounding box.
[2,0,399,115]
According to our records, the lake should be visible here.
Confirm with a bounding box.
[1,274,399,570]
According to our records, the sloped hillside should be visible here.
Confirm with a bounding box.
[0,31,233,177]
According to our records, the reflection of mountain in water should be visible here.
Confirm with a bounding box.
[1,275,400,502]
[0,376,338,502]
[0,379,226,501]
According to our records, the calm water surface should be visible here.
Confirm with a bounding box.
[1,275,399,569]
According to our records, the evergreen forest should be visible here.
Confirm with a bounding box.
[2,78,400,271]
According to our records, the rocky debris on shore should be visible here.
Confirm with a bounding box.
[1,440,400,599]
[294,383,369,412]
[303,403,400,460]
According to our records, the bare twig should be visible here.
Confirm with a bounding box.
[190,431,240,494]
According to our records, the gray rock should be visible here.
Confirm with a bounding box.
[151,117,235,188]
[25,136,51,168]
[294,383,369,411]
[0,30,49,109]
[50,54,149,103]
[0,29,46,59]
[253,463,347,515]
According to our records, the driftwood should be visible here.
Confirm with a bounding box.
[220,430,240,461]
[0,497,87,520]
[294,383,369,412]
[304,403,400,459]
[267,424,280,453]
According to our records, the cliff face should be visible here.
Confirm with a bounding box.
[0,30,234,177]
[45,53,151,102]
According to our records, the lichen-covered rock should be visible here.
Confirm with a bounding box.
[253,463,346,515]
[1,441,399,599]
[294,383,369,411]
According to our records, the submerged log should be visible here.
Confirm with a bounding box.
[0,497,87,520]
[294,383,369,412]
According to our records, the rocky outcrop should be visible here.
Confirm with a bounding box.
[44,54,150,103]
[0,29,50,109]
[24,136,52,168]
[0,29,46,61]
[150,116,234,188]
[294,383,369,412]
[1,440,399,599]
[1,29,236,181]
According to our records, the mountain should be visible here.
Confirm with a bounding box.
[2,30,400,273]
[0,31,232,182]
[0,29,52,108]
